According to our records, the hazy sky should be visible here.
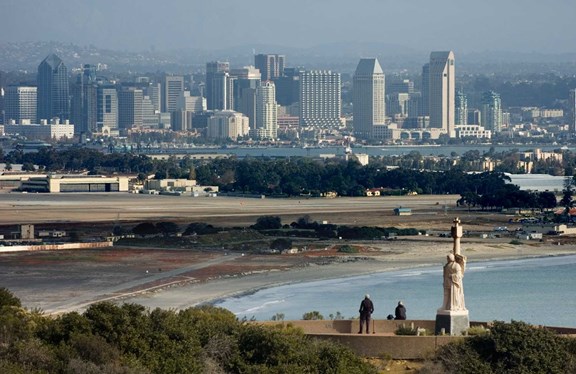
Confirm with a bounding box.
[2,0,575,54]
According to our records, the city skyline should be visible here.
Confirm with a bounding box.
[2,0,575,55]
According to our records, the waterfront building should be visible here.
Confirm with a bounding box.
[5,86,37,124]
[299,70,342,128]
[254,54,285,81]
[353,58,386,139]
[481,91,503,132]
[37,54,69,121]
[428,51,455,136]
[455,91,467,126]
[455,124,491,139]
[254,81,278,139]
[162,75,184,113]
[468,109,481,126]
[206,110,249,141]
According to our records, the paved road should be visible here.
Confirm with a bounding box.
[0,193,460,224]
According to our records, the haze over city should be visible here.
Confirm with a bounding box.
[2,0,576,54]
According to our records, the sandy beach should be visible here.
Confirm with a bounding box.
[2,193,576,315]
[119,238,576,312]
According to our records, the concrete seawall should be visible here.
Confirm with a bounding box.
[259,320,576,359]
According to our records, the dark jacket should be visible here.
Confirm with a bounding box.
[359,298,374,316]
[395,305,406,320]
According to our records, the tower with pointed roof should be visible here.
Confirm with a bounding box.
[37,54,69,122]
[353,58,386,139]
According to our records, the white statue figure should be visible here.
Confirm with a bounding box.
[442,252,466,311]
[440,217,467,311]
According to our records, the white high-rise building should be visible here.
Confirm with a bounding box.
[5,86,37,123]
[299,70,341,128]
[455,91,467,126]
[255,81,278,139]
[353,58,385,139]
[429,51,455,137]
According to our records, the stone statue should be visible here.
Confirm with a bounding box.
[436,217,469,335]
[441,217,467,311]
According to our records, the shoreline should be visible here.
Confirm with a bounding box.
[121,243,576,312]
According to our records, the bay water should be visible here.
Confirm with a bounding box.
[215,255,576,327]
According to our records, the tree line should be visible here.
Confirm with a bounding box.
[0,146,562,209]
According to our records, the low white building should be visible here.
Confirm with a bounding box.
[20,175,129,193]
[206,110,250,140]
[4,118,74,140]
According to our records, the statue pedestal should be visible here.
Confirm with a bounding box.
[435,309,469,336]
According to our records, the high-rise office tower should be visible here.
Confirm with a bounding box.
[97,86,118,131]
[353,58,385,139]
[145,83,162,112]
[420,63,430,117]
[386,93,410,118]
[299,70,342,128]
[254,54,285,81]
[118,87,143,131]
[428,51,455,136]
[481,91,503,132]
[37,54,69,121]
[386,78,414,95]
[206,61,230,110]
[455,91,467,126]
[5,86,37,123]
[71,64,98,134]
[162,75,184,113]
[569,89,576,133]
[0,70,5,124]
[255,81,278,139]
[275,67,303,107]
[231,66,261,127]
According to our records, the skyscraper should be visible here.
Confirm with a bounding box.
[255,81,278,139]
[481,91,503,132]
[569,89,576,134]
[420,63,430,117]
[275,67,302,107]
[70,65,98,135]
[118,87,143,131]
[162,75,184,113]
[254,54,285,81]
[37,54,69,121]
[205,61,229,110]
[5,86,37,123]
[0,70,5,124]
[231,66,261,127]
[299,70,342,128]
[97,86,118,131]
[428,51,455,136]
[455,91,467,126]
[353,58,385,139]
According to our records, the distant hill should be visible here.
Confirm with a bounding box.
[1,41,575,75]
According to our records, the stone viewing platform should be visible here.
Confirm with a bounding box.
[257,320,576,359]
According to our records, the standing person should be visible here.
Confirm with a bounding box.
[358,294,374,334]
[395,301,407,320]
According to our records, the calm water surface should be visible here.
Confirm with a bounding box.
[215,255,576,327]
